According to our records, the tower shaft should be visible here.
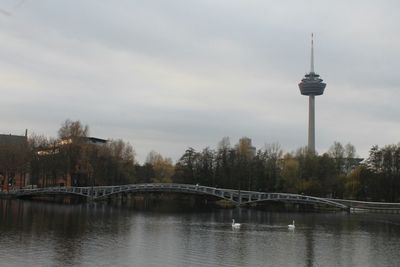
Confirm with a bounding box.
[308,95,315,153]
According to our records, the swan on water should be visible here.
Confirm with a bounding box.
[288,220,295,229]
[232,219,241,228]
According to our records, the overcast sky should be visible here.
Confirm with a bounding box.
[1,0,399,162]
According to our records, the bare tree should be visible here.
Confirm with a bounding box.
[58,119,89,140]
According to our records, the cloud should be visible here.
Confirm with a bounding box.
[1,0,400,162]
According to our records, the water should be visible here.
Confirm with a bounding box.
[1,200,400,267]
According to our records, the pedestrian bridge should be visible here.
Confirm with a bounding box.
[8,183,351,209]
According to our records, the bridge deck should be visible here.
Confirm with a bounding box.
[3,183,400,211]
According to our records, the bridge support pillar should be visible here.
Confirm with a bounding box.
[346,206,351,213]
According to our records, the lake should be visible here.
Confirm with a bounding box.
[1,199,400,267]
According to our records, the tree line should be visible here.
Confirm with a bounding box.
[1,120,400,202]
[29,120,136,187]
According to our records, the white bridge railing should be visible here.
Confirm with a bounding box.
[1,183,354,209]
[6,183,400,211]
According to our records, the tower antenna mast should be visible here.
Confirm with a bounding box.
[310,33,314,73]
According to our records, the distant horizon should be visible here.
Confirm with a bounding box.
[0,122,373,164]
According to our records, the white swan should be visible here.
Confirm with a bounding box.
[232,219,241,228]
[288,220,295,229]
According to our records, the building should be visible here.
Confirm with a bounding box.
[298,34,327,153]
[35,136,107,187]
[0,132,30,190]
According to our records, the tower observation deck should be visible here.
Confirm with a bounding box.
[298,34,327,153]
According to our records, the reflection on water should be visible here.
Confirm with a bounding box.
[1,199,400,267]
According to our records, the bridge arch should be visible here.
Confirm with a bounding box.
[16,187,91,199]
[12,183,349,210]
[93,183,236,204]
[242,193,348,210]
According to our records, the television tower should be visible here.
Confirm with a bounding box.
[298,34,326,153]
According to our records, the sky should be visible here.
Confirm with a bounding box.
[0,0,399,163]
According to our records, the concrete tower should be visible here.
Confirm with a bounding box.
[298,34,326,153]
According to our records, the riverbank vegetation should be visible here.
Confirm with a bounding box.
[1,120,400,202]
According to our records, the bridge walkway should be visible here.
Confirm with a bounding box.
[4,183,400,212]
